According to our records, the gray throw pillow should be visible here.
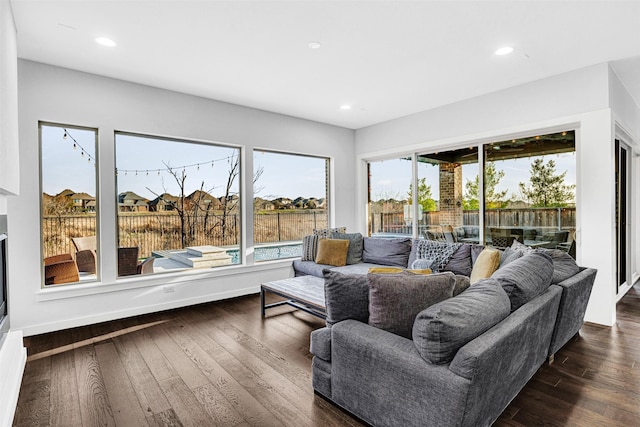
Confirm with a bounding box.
[331,232,364,265]
[537,248,580,284]
[469,244,485,265]
[322,270,369,327]
[491,251,553,312]
[499,246,523,268]
[368,271,455,339]
[362,237,412,267]
[413,278,511,364]
[444,244,473,276]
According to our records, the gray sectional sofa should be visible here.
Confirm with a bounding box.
[299,236,596,427]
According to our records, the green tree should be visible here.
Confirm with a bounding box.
[519,158,575,207]
[408,178,437,212]
[463,162,508,209]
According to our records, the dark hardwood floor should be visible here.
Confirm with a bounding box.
[13,284,640,426]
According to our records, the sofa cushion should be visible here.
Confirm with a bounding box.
[413,278,511,364]
[537,248,580,284]
[499,246,523,268]
[362,237,412,267]
[331,262,387,275]
[301,234,319,261]
[322,270,370,327]
[313,227,347,238]
[470,244,486,265]
[331,232,364,265]
[316,238,350,267]
[408,239,461,272]
[368,271,456,339]
[444,244,473,276]
[469,248,501,284]
[491,251,554,312]
[292,259,333,277]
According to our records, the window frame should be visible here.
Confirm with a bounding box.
[114,131,244,276]
[39,121,100,288]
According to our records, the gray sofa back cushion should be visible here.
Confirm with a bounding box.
[362,237,412,267]
[412,278,511,364]
[492,251,553,312]
[368,271,456,339]
[322,270,369,326]
[331,232,364,265]
[537,248,580,284]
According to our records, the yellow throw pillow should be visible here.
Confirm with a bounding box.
[470,248,501,284]
[368,267,404,274]
[316,239,350,267]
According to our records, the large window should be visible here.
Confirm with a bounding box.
[253,150,329,261]
[115,133,241,276]
[41,123,98,286]
[366,130,576,256]
[367,157,413,237]
[483,131,576,249]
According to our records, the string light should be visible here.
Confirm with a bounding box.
[118,155,234,175]
[62,128,95,163]
[63,128,237,174]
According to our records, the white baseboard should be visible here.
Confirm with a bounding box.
[0,330,26,427]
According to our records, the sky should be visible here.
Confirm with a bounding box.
[41,125,327,200]
[370,152,577,202]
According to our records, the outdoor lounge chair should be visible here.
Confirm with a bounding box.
[72,235,97,273]
[118,247,140,276]
[44,253,80,285]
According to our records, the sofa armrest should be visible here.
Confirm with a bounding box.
[548,267,597,357]
[449,285,562,426]
[331,320,468,427]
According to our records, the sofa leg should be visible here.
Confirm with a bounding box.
[548,354,555,364]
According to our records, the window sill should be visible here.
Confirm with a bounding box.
[36,259,294,302]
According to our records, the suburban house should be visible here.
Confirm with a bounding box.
[117,191,149,212]
[0,1,639,425]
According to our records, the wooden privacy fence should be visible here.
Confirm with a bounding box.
[42,211,328,258]
[371,207,576,235]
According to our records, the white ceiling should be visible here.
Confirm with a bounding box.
[10,0,640,130]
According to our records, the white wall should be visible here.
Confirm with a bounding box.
[10,60,355,336]
[355,63,625,326]
[0,2,26,426]
[0,0,19,195]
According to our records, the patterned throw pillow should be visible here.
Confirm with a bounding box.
[408,240,462,272]
[301,235,319,261]
[313,227,347,238]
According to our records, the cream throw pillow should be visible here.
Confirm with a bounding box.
[315,239,350,267]
[470,248,501,284]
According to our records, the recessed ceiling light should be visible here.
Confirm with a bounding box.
[308,42,321,49]
[95,37,116,47]
[340,105,352,110]
[494,46,514,56]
